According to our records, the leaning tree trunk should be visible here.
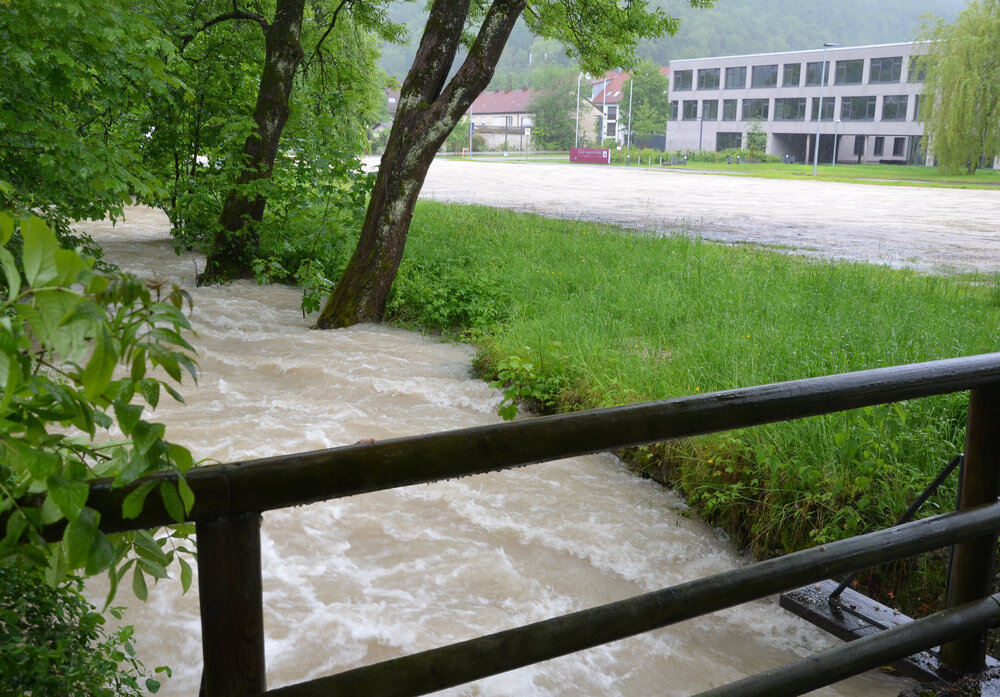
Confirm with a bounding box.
[315,0,526,329]
[200,0,306,284]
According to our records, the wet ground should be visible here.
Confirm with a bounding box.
[417,158,1000,274]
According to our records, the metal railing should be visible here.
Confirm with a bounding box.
[70,353,1000,696]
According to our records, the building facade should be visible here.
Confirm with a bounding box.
[467,89,537,150]
[665,42,928,165]
[590,67,670,146]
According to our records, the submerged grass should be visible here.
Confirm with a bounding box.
[385,200,1000,612]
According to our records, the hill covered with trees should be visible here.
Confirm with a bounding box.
[379,0,966,88]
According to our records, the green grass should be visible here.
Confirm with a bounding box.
[386,201,1000,608]
[658,161,1000,189]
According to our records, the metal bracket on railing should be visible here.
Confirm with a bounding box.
[829,453,964,601]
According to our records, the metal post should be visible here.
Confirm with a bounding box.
[699,112,705,151]
[812,43,838,176]
[941,384,1000,673]
[627,77,633,150]
[832,118,841,166]
[197,513,266,697]
[575,73,582,148]
[602,75,608,147]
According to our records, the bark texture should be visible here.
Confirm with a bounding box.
[200,0,306,284]
[315,0,526,328]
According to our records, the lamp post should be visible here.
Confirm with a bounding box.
[832,118,842,166]
[812,42,838,177]
[575,72,583,148]
[626,77,633,149]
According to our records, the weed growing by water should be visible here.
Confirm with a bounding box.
[389,201,1000,612]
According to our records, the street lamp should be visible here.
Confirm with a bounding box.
[812,42,838,177]
[575,72,583,148]
[832,118,842,166]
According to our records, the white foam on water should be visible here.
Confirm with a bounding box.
[81,208,910,696]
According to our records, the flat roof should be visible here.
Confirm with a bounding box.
[669,41,925,65]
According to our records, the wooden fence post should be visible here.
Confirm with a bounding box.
[197,512,266,697]
[941,385,1000,674]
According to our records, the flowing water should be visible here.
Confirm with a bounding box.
[81,208,909,696]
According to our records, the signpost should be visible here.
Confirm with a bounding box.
[570,148,611,164]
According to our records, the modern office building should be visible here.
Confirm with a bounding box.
[665,42,928,165]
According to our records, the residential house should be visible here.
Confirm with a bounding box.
[590,66,670,146]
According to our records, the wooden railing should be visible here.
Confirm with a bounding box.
[77,353,1000,696]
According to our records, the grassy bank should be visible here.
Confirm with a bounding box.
[659,161,1000,189]
[383,200,1000,611]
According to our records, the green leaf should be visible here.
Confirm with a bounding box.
[63,507,99,568]
[159,482,185,523]
[85,531,118,575]
[169,443,194,474]
[139,377,159,407]
[21,217,59,286]
[47,475,89,521]
[138,557,168,580]
[178,556,193,593]
[0,247,21,298]
[82,328,117,399]
[132,566,148,601]
[121,481,156,519]
[0,211,13,245]
[131,420,165,455]
[177,474,195,514]
[113,399,143,435]
[54,246,88,285]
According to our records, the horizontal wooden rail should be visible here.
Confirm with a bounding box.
[81,352,1000,534]
[693,593,1000,697]
[258,502,1000,697]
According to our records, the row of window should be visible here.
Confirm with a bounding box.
[669,94,919,122]
[715,132,909,157]
[674,55,923,92]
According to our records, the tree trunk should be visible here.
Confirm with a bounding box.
[315,0,526,329]
[199,0,306,284]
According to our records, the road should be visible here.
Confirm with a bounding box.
[416,158,1000,273]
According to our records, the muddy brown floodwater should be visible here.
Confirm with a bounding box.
[81,207,910,696]
[418,157,1000,274]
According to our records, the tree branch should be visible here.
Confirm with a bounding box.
[304,0,352,73]
[181,7,269,49]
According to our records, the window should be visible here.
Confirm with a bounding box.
[717,132,742,150]
[908,57,927,83]
[853,136,865,156]
[697,68,720,90]
[668,100,678,120]
[873,136,885,156]
[841,95,877,121]
[783,63,801,87]
[893,137,906,156]
[702,100,719,120]
[674,70,693,91]
[811,96,834,121]
[724,66,746,89]
[722,99,737,120]
[606,105,617,121]
[881,95,908,121]
[521,116,533,126]
[913,95,923,121]
[774,98,806,121]
[492,116,506,126]
[742,98,769,120]
[805,61,829,86]
[869,56,902,83]
[751,64,778,88]
[835,59,864,85]
[682,100,698,120]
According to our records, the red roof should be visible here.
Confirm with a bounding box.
[468,88,537,115]
[591,66,669,104]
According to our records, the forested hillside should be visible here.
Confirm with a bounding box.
[379,0,966,87]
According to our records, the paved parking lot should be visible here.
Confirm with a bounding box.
[417,158,1000,274]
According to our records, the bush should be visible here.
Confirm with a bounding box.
[0,564,167,697]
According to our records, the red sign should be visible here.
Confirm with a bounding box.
[570,147,611,164]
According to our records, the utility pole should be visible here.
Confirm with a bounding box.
[626,77,633,149]
[812,42,838,176]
